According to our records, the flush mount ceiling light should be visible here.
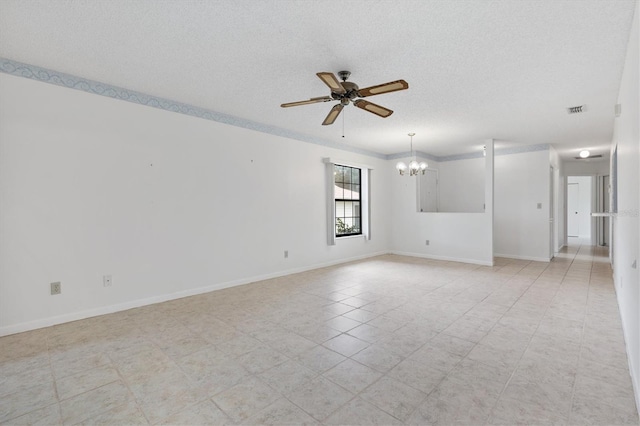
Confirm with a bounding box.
[396,133,427,176]
[575,150,602,160]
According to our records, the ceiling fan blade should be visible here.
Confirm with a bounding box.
[317,72,346,94]
[357,79,408,97]
[353,99,393,118]
[281,96,333,108]
[322,104,344,125]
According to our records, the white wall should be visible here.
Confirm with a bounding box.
[494,149,551,261]
[390,142,494,265]
[611,0,640,412]
[437,157,485,212]
[0,74,391,335]
[567,176,593,241]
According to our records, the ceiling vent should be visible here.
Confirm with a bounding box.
[567,105,586,114]
[574,154,603,160]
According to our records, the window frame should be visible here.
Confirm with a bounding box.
[334,164,362,238]
[324,157,371,246]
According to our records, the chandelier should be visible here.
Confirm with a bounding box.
[396,133,427,176]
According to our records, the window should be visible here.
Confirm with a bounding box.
[334,164,361,237]
[324,158,370,245]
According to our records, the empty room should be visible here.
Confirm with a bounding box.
[1,0,639,425]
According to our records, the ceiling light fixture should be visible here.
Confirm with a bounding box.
[579,150,590,158]
[396,133,427,176]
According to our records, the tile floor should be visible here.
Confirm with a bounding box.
[1,245,638,425]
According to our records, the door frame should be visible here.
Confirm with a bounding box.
[549,166,555,260]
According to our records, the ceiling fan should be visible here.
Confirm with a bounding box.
[281,71,409,125]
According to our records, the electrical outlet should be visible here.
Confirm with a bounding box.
[103,275,112,287]
[50,282,61,295]
[425,240,430,246]
[537,203,542,209]
[284,250,289,259]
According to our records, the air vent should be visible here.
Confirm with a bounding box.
[574,154,603,160]
[567,105,586,114]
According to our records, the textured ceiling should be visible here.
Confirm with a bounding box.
[0,0,636,160]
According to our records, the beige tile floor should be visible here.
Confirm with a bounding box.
[1,245,638,425]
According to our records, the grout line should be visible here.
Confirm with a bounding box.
[483,248,578,423]
[567,244,594,425]
[110,353,151,425]
[45,331,65,423]
[401,258,541,423]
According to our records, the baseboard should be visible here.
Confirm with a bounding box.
[389,250,493,266]
[631,357,640,418]
[493,253,551,262]
[613,276,640,417]
[0,250,388,337]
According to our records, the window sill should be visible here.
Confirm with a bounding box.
[336,234,365,240]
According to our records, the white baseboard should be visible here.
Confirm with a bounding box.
[389,251,493,266]
[0,251,388,337]
[631,357,640,419]
[493,253,551,262]
[613,276,640,418]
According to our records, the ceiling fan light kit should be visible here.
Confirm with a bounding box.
[281,71,409,125]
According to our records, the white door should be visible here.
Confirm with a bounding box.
[568,183,579,237]
[419,169,438,212]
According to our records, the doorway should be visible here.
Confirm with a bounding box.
[596,175,610,246]
[567,176,593,245]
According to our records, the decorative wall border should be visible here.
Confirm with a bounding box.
[386,150,440,162]
[388,144,549,163]
[495,143,550,157]
[438,151,486,162]
[0,57,552,163]
[0,57,387,160]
